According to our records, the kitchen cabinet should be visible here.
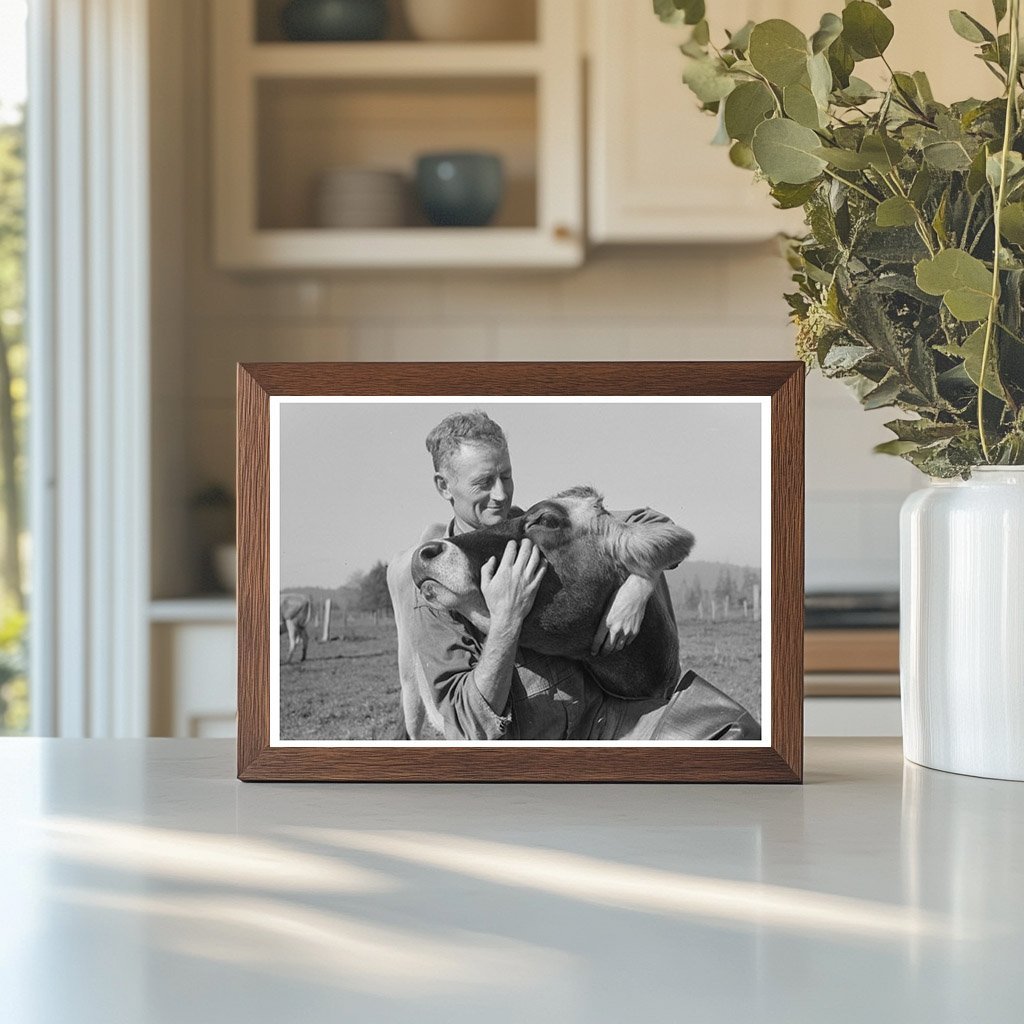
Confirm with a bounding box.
[586,0,999,244]
[150,601,237,738]
[211,0,583,269]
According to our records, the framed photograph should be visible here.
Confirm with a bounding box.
[237,362,803,782]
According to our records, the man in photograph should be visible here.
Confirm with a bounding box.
[387,410,759,742]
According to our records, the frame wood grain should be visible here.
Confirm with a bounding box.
[237,362,804,782]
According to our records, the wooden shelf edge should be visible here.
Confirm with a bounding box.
[217,227,584,270]
[249,42,544,78]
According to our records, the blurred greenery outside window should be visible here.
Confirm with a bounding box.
[0,0,28,734]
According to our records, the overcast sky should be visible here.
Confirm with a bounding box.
[278,399,763,588]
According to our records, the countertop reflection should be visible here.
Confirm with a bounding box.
[1,738,1021,1023]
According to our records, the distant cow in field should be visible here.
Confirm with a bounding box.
[280,593,312,664]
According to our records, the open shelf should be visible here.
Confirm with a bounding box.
[257,76,537,232]
[213,0,582,268]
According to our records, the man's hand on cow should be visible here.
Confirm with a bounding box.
[480,538,547,630]
[591,574,656,656]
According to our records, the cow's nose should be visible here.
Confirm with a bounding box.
[418,541,444,561]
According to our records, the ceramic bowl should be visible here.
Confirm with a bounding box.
[281,0,388,42]
[415,152,504,227]
[403,0,534,42]
[315,168,407,228]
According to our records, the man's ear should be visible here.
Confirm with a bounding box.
[434,471,453,503]
[611,522,695,577]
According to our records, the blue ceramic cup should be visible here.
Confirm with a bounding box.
[415,152,505,227]
[280,0,388,42]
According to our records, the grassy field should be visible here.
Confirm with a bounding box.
[279,616,762,741]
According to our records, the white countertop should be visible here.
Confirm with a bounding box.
[1,737,1021,1023]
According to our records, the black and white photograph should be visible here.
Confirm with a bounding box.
[270,397,770,746]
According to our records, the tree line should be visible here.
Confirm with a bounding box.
[682,566,760,616]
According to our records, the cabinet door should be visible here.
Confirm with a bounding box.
[588,0,810,243]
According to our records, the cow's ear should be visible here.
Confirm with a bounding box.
[611,522,695,577]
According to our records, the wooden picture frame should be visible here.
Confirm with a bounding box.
[237,362,804,782]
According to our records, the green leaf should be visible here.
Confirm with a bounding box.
[837,76,879,104]
[751,118,828,184]
[729,140,757,169]
[912,71,935,104]
[810,12,843,54]
[748,20,809,87]
[813,146,872,170]
[724,20,755,53]
[828,37,855,89]
[770,180,820,209]
[922,140,973,171]
[932,190,950,247]
[986,150,1024,191]
[862,374,903,409]
[683,57,736,104]
[884,418,963,443]
[860,133,904,173]
[807,51,833,110]
[874,439,922,455]
[909,164,933,205]
[653,0,705,26]
[876,197,918,228]
[842,1,895,59]
[1000,203,1024,245]
[784,80,824,129]
[948,10,994,44]
[939,325,1006,398]
[967,144,992,194]
[915,249,994,322]
[723,81,775,144]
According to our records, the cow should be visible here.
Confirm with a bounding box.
[280,593,312,664]
[411,486,694,702]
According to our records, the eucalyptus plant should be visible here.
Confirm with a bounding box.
[657,0,1024,476]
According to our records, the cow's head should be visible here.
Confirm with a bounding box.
[412,487,694,657]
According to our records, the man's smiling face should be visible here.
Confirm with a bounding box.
[436,442,514,531]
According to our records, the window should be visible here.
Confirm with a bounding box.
[0,0,28,734]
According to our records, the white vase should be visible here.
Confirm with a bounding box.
[900,467,1024,781]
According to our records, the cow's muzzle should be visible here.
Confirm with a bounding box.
[411,538,479,609]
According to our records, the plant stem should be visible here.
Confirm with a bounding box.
[822,167,880,205]
[884,170,939,255]
[979,0,1021,462]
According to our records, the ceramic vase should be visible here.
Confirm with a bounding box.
[900,467,1024,781]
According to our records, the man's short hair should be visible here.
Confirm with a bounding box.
[426,411,508,474]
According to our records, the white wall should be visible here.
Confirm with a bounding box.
[155,0,921,599]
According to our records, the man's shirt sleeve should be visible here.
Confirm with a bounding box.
[409,603,515,741]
